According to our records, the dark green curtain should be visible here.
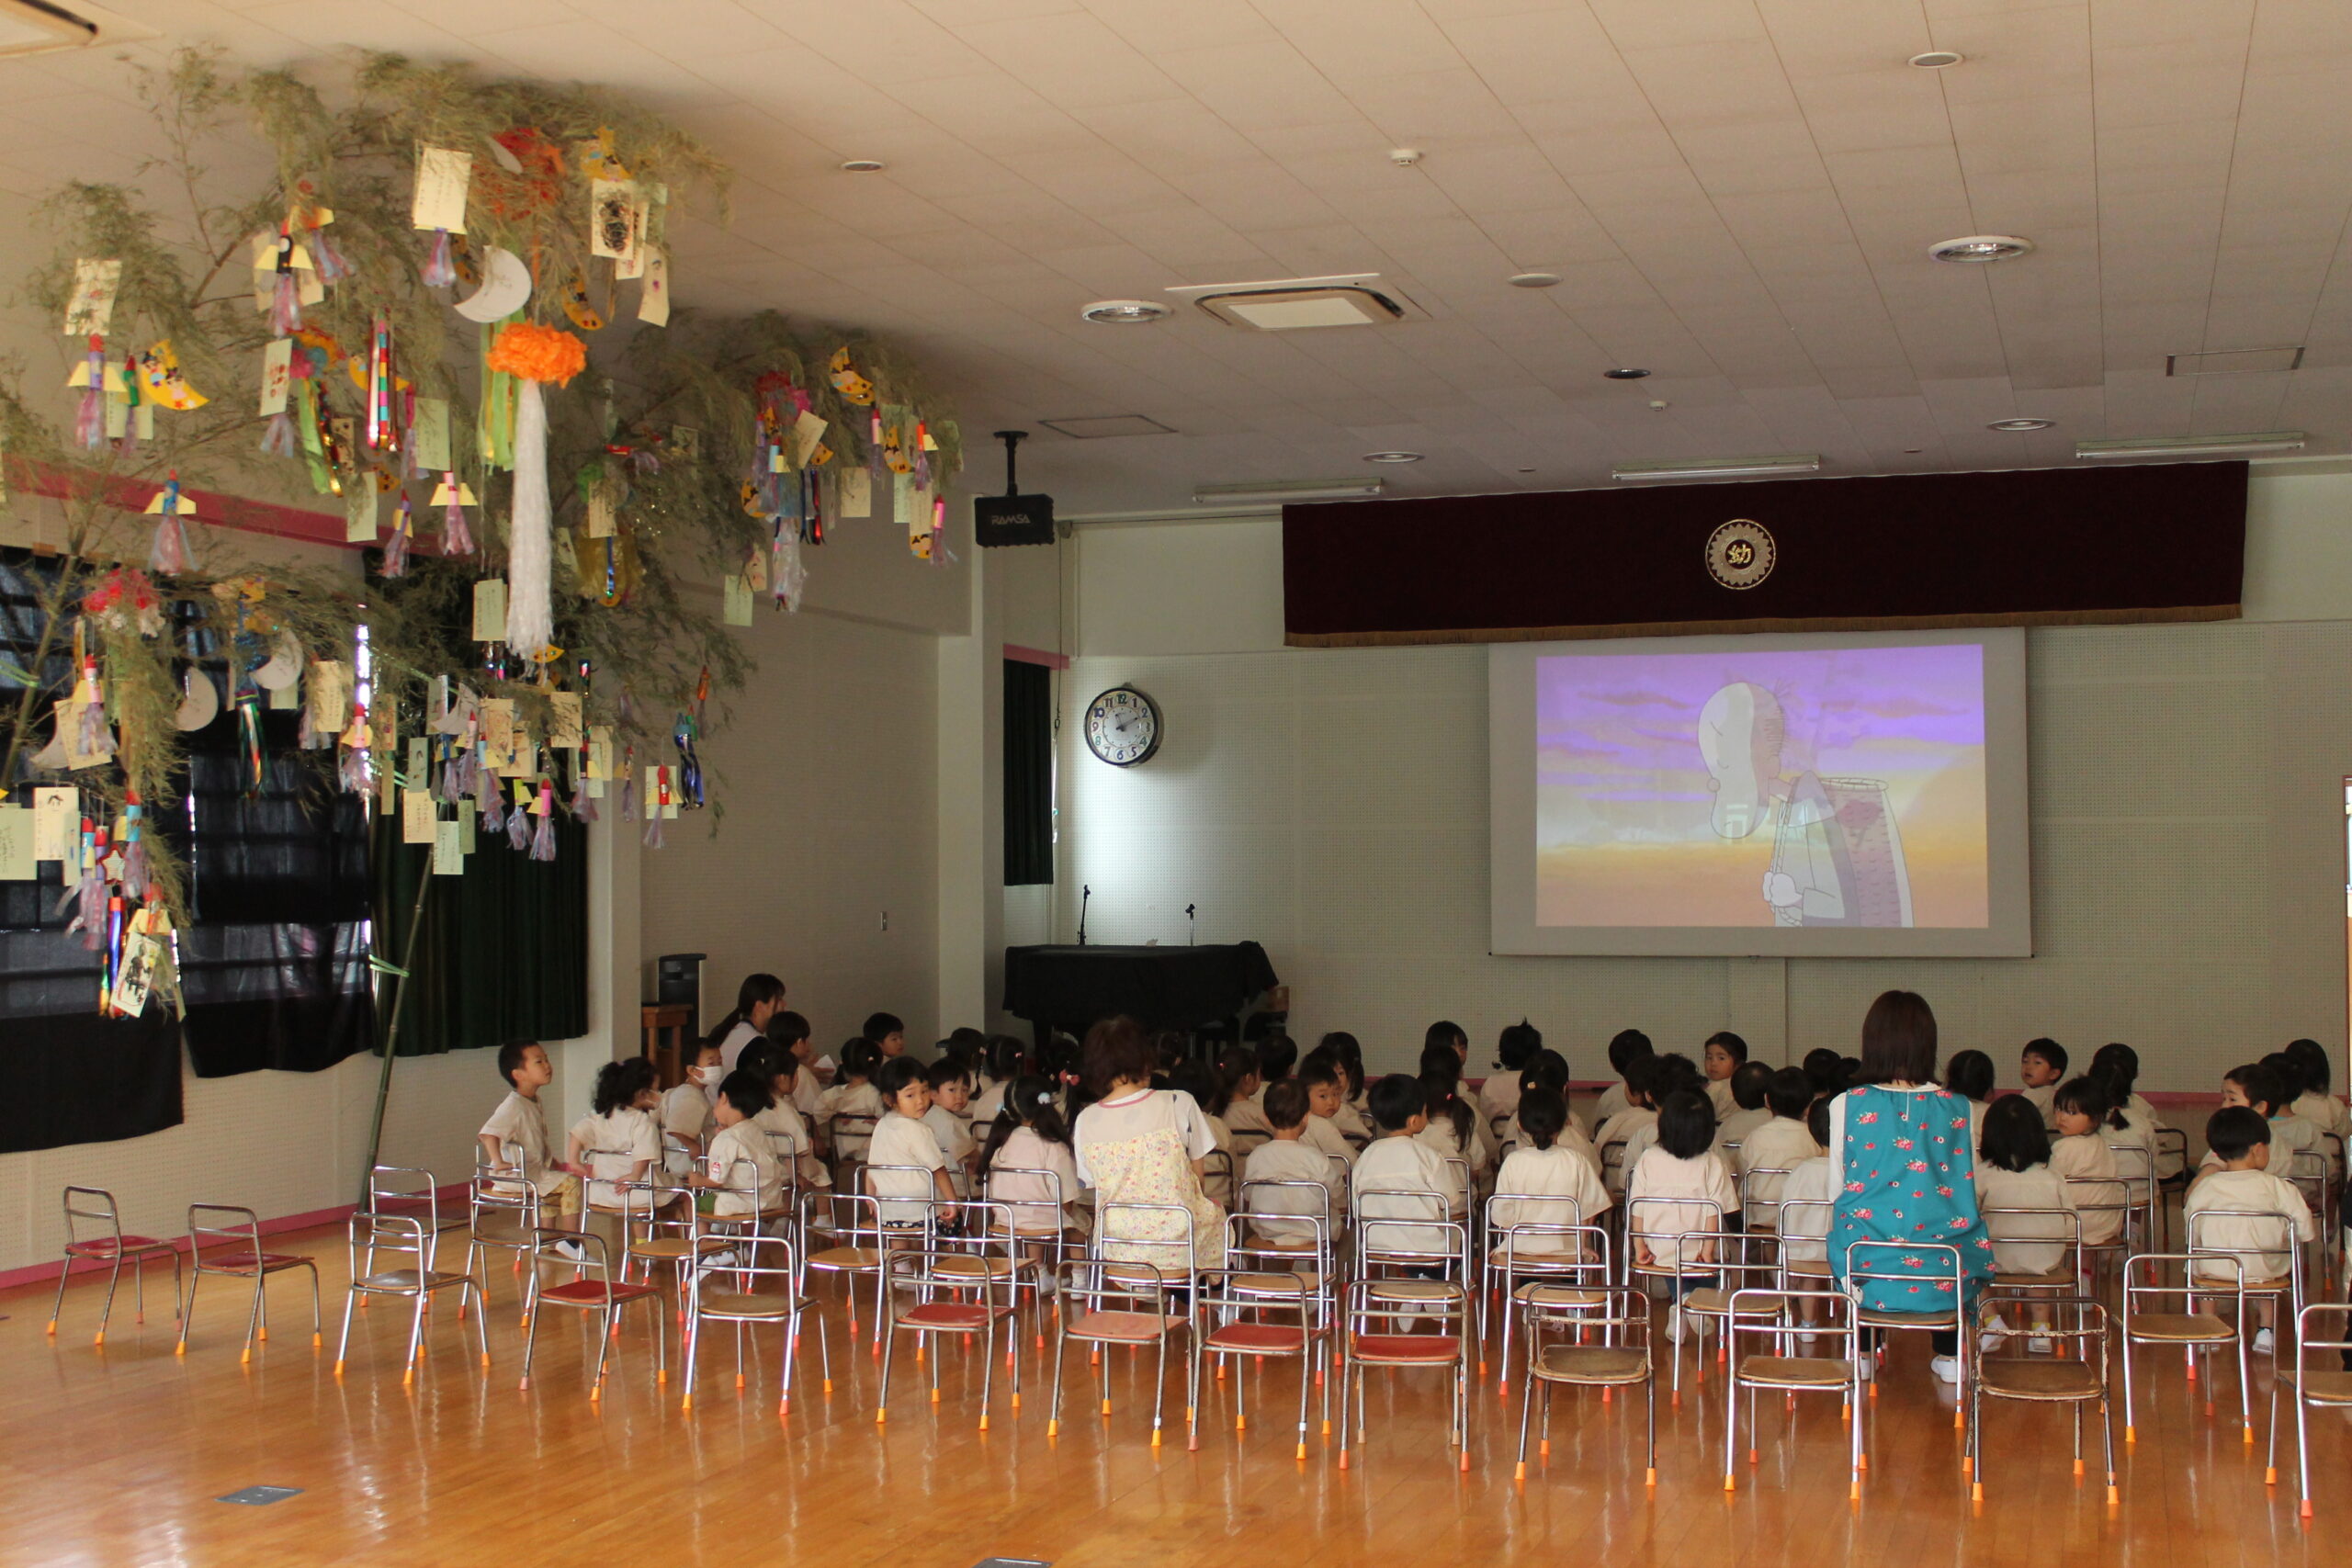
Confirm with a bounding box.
[1003,658,1052,886]
[370,810,588,1055]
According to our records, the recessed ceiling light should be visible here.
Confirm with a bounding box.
[1987,417,2055,432]
[1929,234,2035,263]
[839,159,886,173]
[1362,451,1423,464]
[1080,299,1171,324]
[1516,467,1536,473]
[1603,367,1651,380]
[1908,51,1963,68]
[1509,271,1562,288]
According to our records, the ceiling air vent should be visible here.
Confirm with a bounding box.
[2165,347,2305,377]
[1166,274,1425,332]
[1037,415,1176,439]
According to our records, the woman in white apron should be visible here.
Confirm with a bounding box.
[1072,1016,1227,1271]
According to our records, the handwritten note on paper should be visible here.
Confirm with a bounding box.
[63,258,121,336]
[723,573,753,626]
[401,788,437,845]
[308,660,354,736]
[839,468,871,517]
[481,699,515,765]
[587,726,614,780]
[433,819,463,875]
[472,579,507,642]
[548,693,584,751]
[345,488,378,544]
[585,480,616,539]
[638,247,670,326]
[413,146,472,232]
[411,397,451,471]
[0,805,32,880]
[32,787,74,861]
[458,809,477,856]
[259,337,293,415]
[793,411,828,467]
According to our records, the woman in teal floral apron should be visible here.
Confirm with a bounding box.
[1828,991,1994,1382]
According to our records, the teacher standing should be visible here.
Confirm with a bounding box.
[1827,990,1994,1385]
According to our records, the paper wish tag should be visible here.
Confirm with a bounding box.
[32,786,75,861]
[589,178,644,262]
[585,479,616,538]
[413,146,472,232]
[723,573,753,626]
[433,818,464,874]
[345,487,379,544]
[63,258,121,336]
[405,736,428,785]
[637,247,669,326]
[586,726,614,780]
[0,805,32,880]
[411,397,452,472]
[548,692,583,750]
[308,660,354,735]
[401,787,437,845]
[259,337,293,415]
[471,579,507,641]
[792,410,828,467]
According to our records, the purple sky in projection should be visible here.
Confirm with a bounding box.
[1535,644,1984,812]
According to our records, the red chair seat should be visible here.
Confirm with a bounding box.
[1351,1333,1460,1363]
[537,1280,659,1306]
[207,1251,310,1273]
[897,1303,995,1330]
[67,1236,166,1257]
[1068,1309,1179,1342]
[1206,1323,1306,1354]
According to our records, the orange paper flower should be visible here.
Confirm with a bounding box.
[487,321,588,386]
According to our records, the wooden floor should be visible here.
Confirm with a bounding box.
[0,1221,2340,1567]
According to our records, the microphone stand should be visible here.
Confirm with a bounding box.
[1186,904,1196,945]
[1078,885,1091,947]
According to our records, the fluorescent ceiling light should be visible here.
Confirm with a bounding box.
[1612,454,1822,483]
[1192,479,1385,504]
[2075,432,2306,460]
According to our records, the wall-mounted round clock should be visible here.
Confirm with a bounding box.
[1084,684,1161,766]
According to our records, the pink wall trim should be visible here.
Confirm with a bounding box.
[0,1184,469,1295]
[1003,643,1070,670]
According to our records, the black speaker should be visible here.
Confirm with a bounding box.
[974,429,1056,547]
[974,491,1056,547]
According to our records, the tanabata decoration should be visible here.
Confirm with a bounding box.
[142,471,194,575]
[483,321,587,658]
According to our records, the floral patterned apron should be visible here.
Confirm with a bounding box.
[1829,1084,1995,1314]
[1084,1118,1227,1271]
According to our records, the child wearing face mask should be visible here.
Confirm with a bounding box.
[661,1039,723,1164]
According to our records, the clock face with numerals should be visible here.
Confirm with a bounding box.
[1084,685,1160,767]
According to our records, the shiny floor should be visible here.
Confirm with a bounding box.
[1,1223,2339,1567]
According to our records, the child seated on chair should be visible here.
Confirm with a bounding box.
[1777,1096,1838,1328]
[864,1011,909,1061]
[661,1037,721,1164]
[1351,1076,1458,1262]
[1244,1080,1345,1245]
[743,1042,827,1191]
[981,1075,1080,1239]
[1713,1060,1774,1153]
[1592,1055,1662,1197]
[566,1058,662,1217]
[764,1008,827,1119]
[2048,1076,2130,1250]
[1702,1031,1748,1122]
[1942,1048,1996,1155]
[867,1057,956,1232]
[816,1038,887,1168]
[1626,1089,1736,1344]
[2188,1106,2314,1354]
[1218,1046,1270,1140]
[1974,1095,2075,1351]
[700,1070,786,1219]
[1414,1043,1495,1206]
[1477,1020,1539,1126]
[1490,1088,1608,1257]
[922,1058,980,1194]
[1505,1049,1595,1159]
[1296,1053,1360,1168]
[1593,1028,1652,1125]
[1736,1067,1820,1224]
[2233,1055,2324,1185]
[2018,1038,2066,1128]
[1619,1054,1705,1186]
[478,1040,581,1223]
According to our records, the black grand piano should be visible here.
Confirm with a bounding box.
[1001,942,1278,1042]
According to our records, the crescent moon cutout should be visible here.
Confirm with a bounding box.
[174,666,220,730]
[454,246,533,323]
[252,630,301,692]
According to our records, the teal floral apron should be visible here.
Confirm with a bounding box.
[1829,1084,1995,1313]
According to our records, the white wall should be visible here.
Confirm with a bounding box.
[1052,467,2352,1090]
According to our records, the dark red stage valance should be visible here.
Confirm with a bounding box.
[1283,461,2246,648]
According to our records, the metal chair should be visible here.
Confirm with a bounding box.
[1201,1247,1329,1459]
[2120,1251,2250,1446]
[2271,1301,2352,1516]
[1979,1206,2083,1351]
[464,1143,546,1314]
[178,1204,321,1361]
[2186,1205,2306,1373]
[517,1228,667,1396]
[827,1111,879,1186]
[876,1201,1023,1430]
[366,1166,467,1269]
[1623,1195,1729,1403]
[2063,1174,2137,1295]
[1969,1295,2115,1505]
[681,1232,824,1415]
[1774,1196,1837,1291]
[801,1189,890,1354]
[1050,1203,1202,1448]
[1515,1281,1654,1486]
[333,1212,488,1383]
[1723,1287,1865,1497]
[1483,1199,1607,1393]
[46,1186,180,1347]
[1843,1239,1969,1428]
[1334,1224,1475,1472]
[1669,1230,1782,1404]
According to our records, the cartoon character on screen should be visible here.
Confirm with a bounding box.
[1697,681,1915,929]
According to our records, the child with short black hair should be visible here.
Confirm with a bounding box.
[1594,1029,1653,1123]
[2203,1060,2321,1180]
[922,1057,979,1193]
[763,1008,825,1117]
[1593,1055,1661,1195]
[662,1038,722,1163]
[1351,1076,1457,1258]
[863,1011,908,1059]
[1702,1031,1749,1121]
[1777,1095,1838,1274]
[1627,1089,1736,1341]
[1619,1053,1704,1176]
[2049,1076,2127,1246]
[1491,1088,1609,1255]
[2019,1038,2066,1125]
[1480,1020,1542,1124]
[1296,1053,1360,1168]
[479,1041,579,1218]
[741,1041,828,1191]
[1321,1032,1373,1142]
[1713,1059,1775,1152]
[1243,1078,1346,1242]
[1217,1045,1272,1140]
[1973,1096,2073,1350]
[2285,1038,2346,1144]
[1169,1059,1237,1203]
[1736,1067,1821,1224]
[867,1057,954,1224]
[2188,1107,2312,1347]
[1943,1048,1996,1151]
[1802,1048,1844,1098]
[700,1069,785,1218]
[1256,1032,1300,1087]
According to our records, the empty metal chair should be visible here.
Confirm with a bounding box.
[333,1211,489,1383]
[801,1189,890,1354]
[1967,1296,2115,1506]
[877,1202,1023,1431]
[463,1142,546,1314]
[517,1228,667,1397]
[1200,1245,1329,1459]
[681,1233,824,1415]
[1486,1218,1611,1396]
[2120,1251,2250,1446]
[46,1185,180,1347]
[366,1165,468,1269]
[1050,1203,1202,1449]
[2271,1301,2352,1517]
[1335,1219,1474,1472]
[1514,1281,1652,1487]
[1723,1287,1865,1497]
[178,1203,322,1361]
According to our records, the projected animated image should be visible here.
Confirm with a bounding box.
[1535,645,1989,929]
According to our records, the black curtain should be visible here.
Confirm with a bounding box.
[1003,658,1052,886]
[370,809,587,1056]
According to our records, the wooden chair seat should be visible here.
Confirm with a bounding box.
[537,1279,660,1308]
[1514,1282,1606,1308]
[632,1236,731,1262]
[1978,1359,2103,1402]
[1738,1355,1855,1389]
[1363,1280,1460,1303]
[2281,1370,2352,1406]
[202,1251,311,1276]
[807,1246,880,1270]
[355,1269,473,1293]
[1206,1323,1307,1354]
[1067,1309,1182,1343]
[1350,1333,1460,1364]
[1532,1344,1646,1385]
[697,1292,803,1321]
[2127,1311,2233,1344]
